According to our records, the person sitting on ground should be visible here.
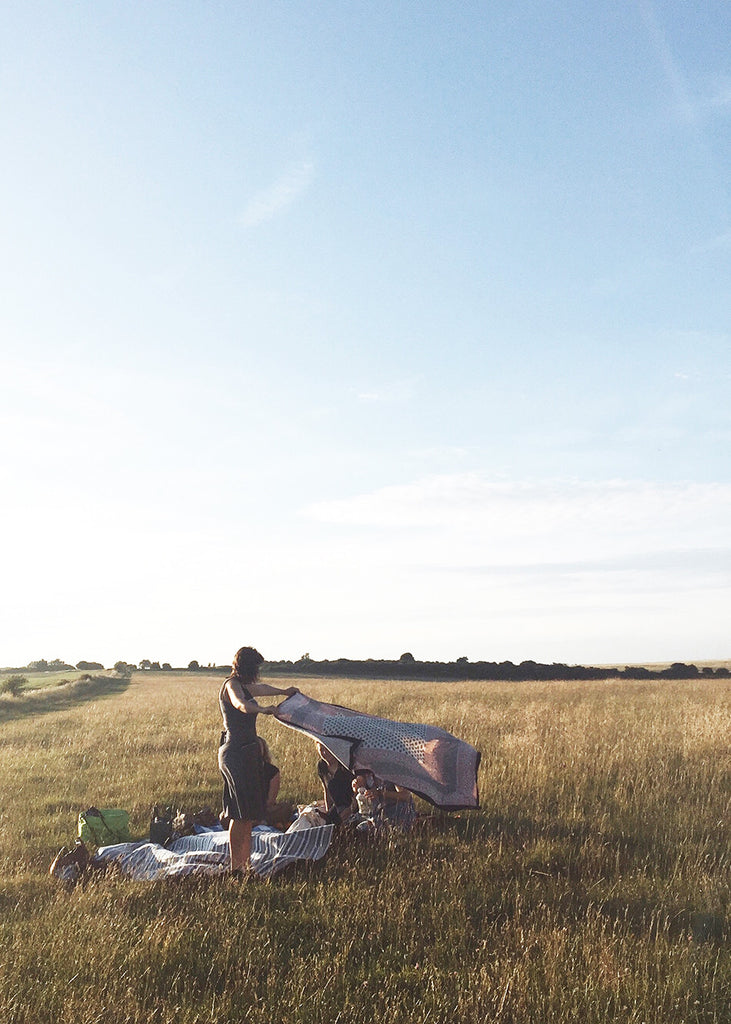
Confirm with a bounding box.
[258,736,282,822]
[316,742,355,824]
[352,771,417,830]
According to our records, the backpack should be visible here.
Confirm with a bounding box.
[149,805,174,846]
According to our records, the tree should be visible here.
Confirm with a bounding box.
[399,652,415,663]
[664,662,699,678]
[188,660,200,671]
[76,661,104,671]
[48,659,74,671]
[139,660,152,671]
[1,675,26,697]
[26,659,74,672]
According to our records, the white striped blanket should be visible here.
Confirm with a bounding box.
[92,823,334,880]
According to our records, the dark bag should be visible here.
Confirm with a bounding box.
[149,805,174,846]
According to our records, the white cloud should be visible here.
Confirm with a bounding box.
[709,78,731,109]
[640,5,731,128]
[240,160,314,228]
[356,378,417,404]
[638,0,696,124]
[2,472,729,666]
[285,474,731,662]
[303,475,731,568]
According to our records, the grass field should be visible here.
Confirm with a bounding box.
[0,669,94,692]
[0,671,729,1023]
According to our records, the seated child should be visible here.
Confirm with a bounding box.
[351,771,416,830]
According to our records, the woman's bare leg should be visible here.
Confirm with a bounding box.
[229,818,253,872]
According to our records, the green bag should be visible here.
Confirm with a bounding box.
[77,806,131,846]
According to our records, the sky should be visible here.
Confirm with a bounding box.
[1,1,729,669]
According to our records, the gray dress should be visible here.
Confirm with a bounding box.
[218,680,265,821]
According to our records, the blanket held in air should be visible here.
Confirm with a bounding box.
[274,692,480,810]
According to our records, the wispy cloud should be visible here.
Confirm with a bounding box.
[356,378,417,404]
[240,160,314,228]
[449,547,731,579]
[638,0,695,123]
[303,474,731,568]
[639,3,731,127]
[292,474,731,662]
[708,78,731,110]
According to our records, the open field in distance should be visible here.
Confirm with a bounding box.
[0,669,102,691]
[0,671,729,1024]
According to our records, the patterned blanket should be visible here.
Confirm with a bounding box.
[92,823,334,880]
[274,693,480,809]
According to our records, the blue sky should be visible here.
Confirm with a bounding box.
[1,1,729,668]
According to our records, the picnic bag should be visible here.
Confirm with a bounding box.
[149,805,174,846]
[77,806,131,846]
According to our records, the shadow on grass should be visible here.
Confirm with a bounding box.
[437,810,728,945]
[0,674,132,724]
[54,811,729,948]
[597,897,727,943]
[443,809,647,859]
[437,808,594,848]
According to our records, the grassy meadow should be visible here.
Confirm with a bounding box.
[0,670,729,1024]
[0,668,93,692]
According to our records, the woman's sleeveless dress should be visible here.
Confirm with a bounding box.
[218,681,265,821]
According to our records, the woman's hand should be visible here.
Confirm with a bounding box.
[284,686,299,697]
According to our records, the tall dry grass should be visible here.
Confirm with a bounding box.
[0,672,728,1023]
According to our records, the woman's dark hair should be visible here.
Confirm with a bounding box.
[231,646,264,683]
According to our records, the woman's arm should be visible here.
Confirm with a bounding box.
[225,679,280,715]
[379,785,413,804]
[247,681,300,699]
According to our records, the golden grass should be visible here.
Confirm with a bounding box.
[0,672,729,1023]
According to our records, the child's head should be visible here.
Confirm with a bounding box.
[352,771,376,792]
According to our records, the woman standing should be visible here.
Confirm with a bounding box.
[218,647,298,875]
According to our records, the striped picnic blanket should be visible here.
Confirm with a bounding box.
[274,693,480,809]
[92,823,333,880]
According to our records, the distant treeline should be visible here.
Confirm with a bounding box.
[258,657,729,682]
[5,657,728,682]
